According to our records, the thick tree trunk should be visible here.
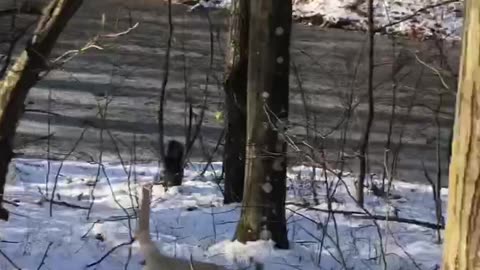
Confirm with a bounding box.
[223,0,249,204]
[234,0,292,249]
[442,0,480,269]
[0,0,83,221]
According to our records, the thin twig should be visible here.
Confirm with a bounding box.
[124,246,132,270]
[185,11,215,161]
[39,187,89,209]
[47,199,89,209]
[414,53,451,92]
[0,249,21,270]
[36,242,53,270]
[48,126,90,217]
[45,88,52,198]
[2,199,19,207]
[286,203,443,229]
[85,239,134,268]
[86,94,111,220]
[158,0,174,166]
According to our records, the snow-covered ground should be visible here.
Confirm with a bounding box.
[293,0,463,39]
[0,159,446,269]
[196,0,463,39]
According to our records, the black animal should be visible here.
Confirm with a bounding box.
[163,140,184,187]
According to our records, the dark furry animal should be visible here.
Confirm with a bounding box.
[164,140,184,187]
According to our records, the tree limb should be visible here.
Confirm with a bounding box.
[0,0,83,221]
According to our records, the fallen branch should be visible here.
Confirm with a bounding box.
[350,213,444,230]
[286,203,443,230]
[0,249,21,270]
[102,22,139,38]
[2,199,19,207]
[376,0,460,32]
[287,202,363,215]
[47,199,89,210]
[0,239,19,244]
[85,239,134,268]
[37,242,53,270]
[21,133,55,146]
[38,187,89,209]
[81,215,136,239]
[24,109,62,116]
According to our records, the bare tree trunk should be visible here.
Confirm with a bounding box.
[223,0,249,204]
[356,0,375,207]
[234,0,291,249]
[442,0,480,269]
[0,0,83,221]
[157,0,186,188]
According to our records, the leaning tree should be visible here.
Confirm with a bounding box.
[442,0,480,269]
[0,0,83,220]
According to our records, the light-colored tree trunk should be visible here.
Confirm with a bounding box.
[223,0,249,204]
[442,0,480,269]
[0,0,83,220]
[234,0,292,249]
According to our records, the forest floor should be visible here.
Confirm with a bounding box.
[0,1,460,268]
[0,159,446,270]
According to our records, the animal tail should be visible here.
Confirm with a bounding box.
[137,184,153,241]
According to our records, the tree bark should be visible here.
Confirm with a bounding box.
[223,0,249,204]
[234,0,292,249]
[442,0,480,269]
[0,0,83,221]
[356,0,375,207]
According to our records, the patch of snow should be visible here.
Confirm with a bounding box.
[189,0,232,12]
[291,0,463,39]
[198,0,464,40]
[0,159,447,269]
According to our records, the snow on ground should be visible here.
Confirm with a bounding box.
[0,159,446,269]
[197,0,463,39]
[292,0,463,39]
